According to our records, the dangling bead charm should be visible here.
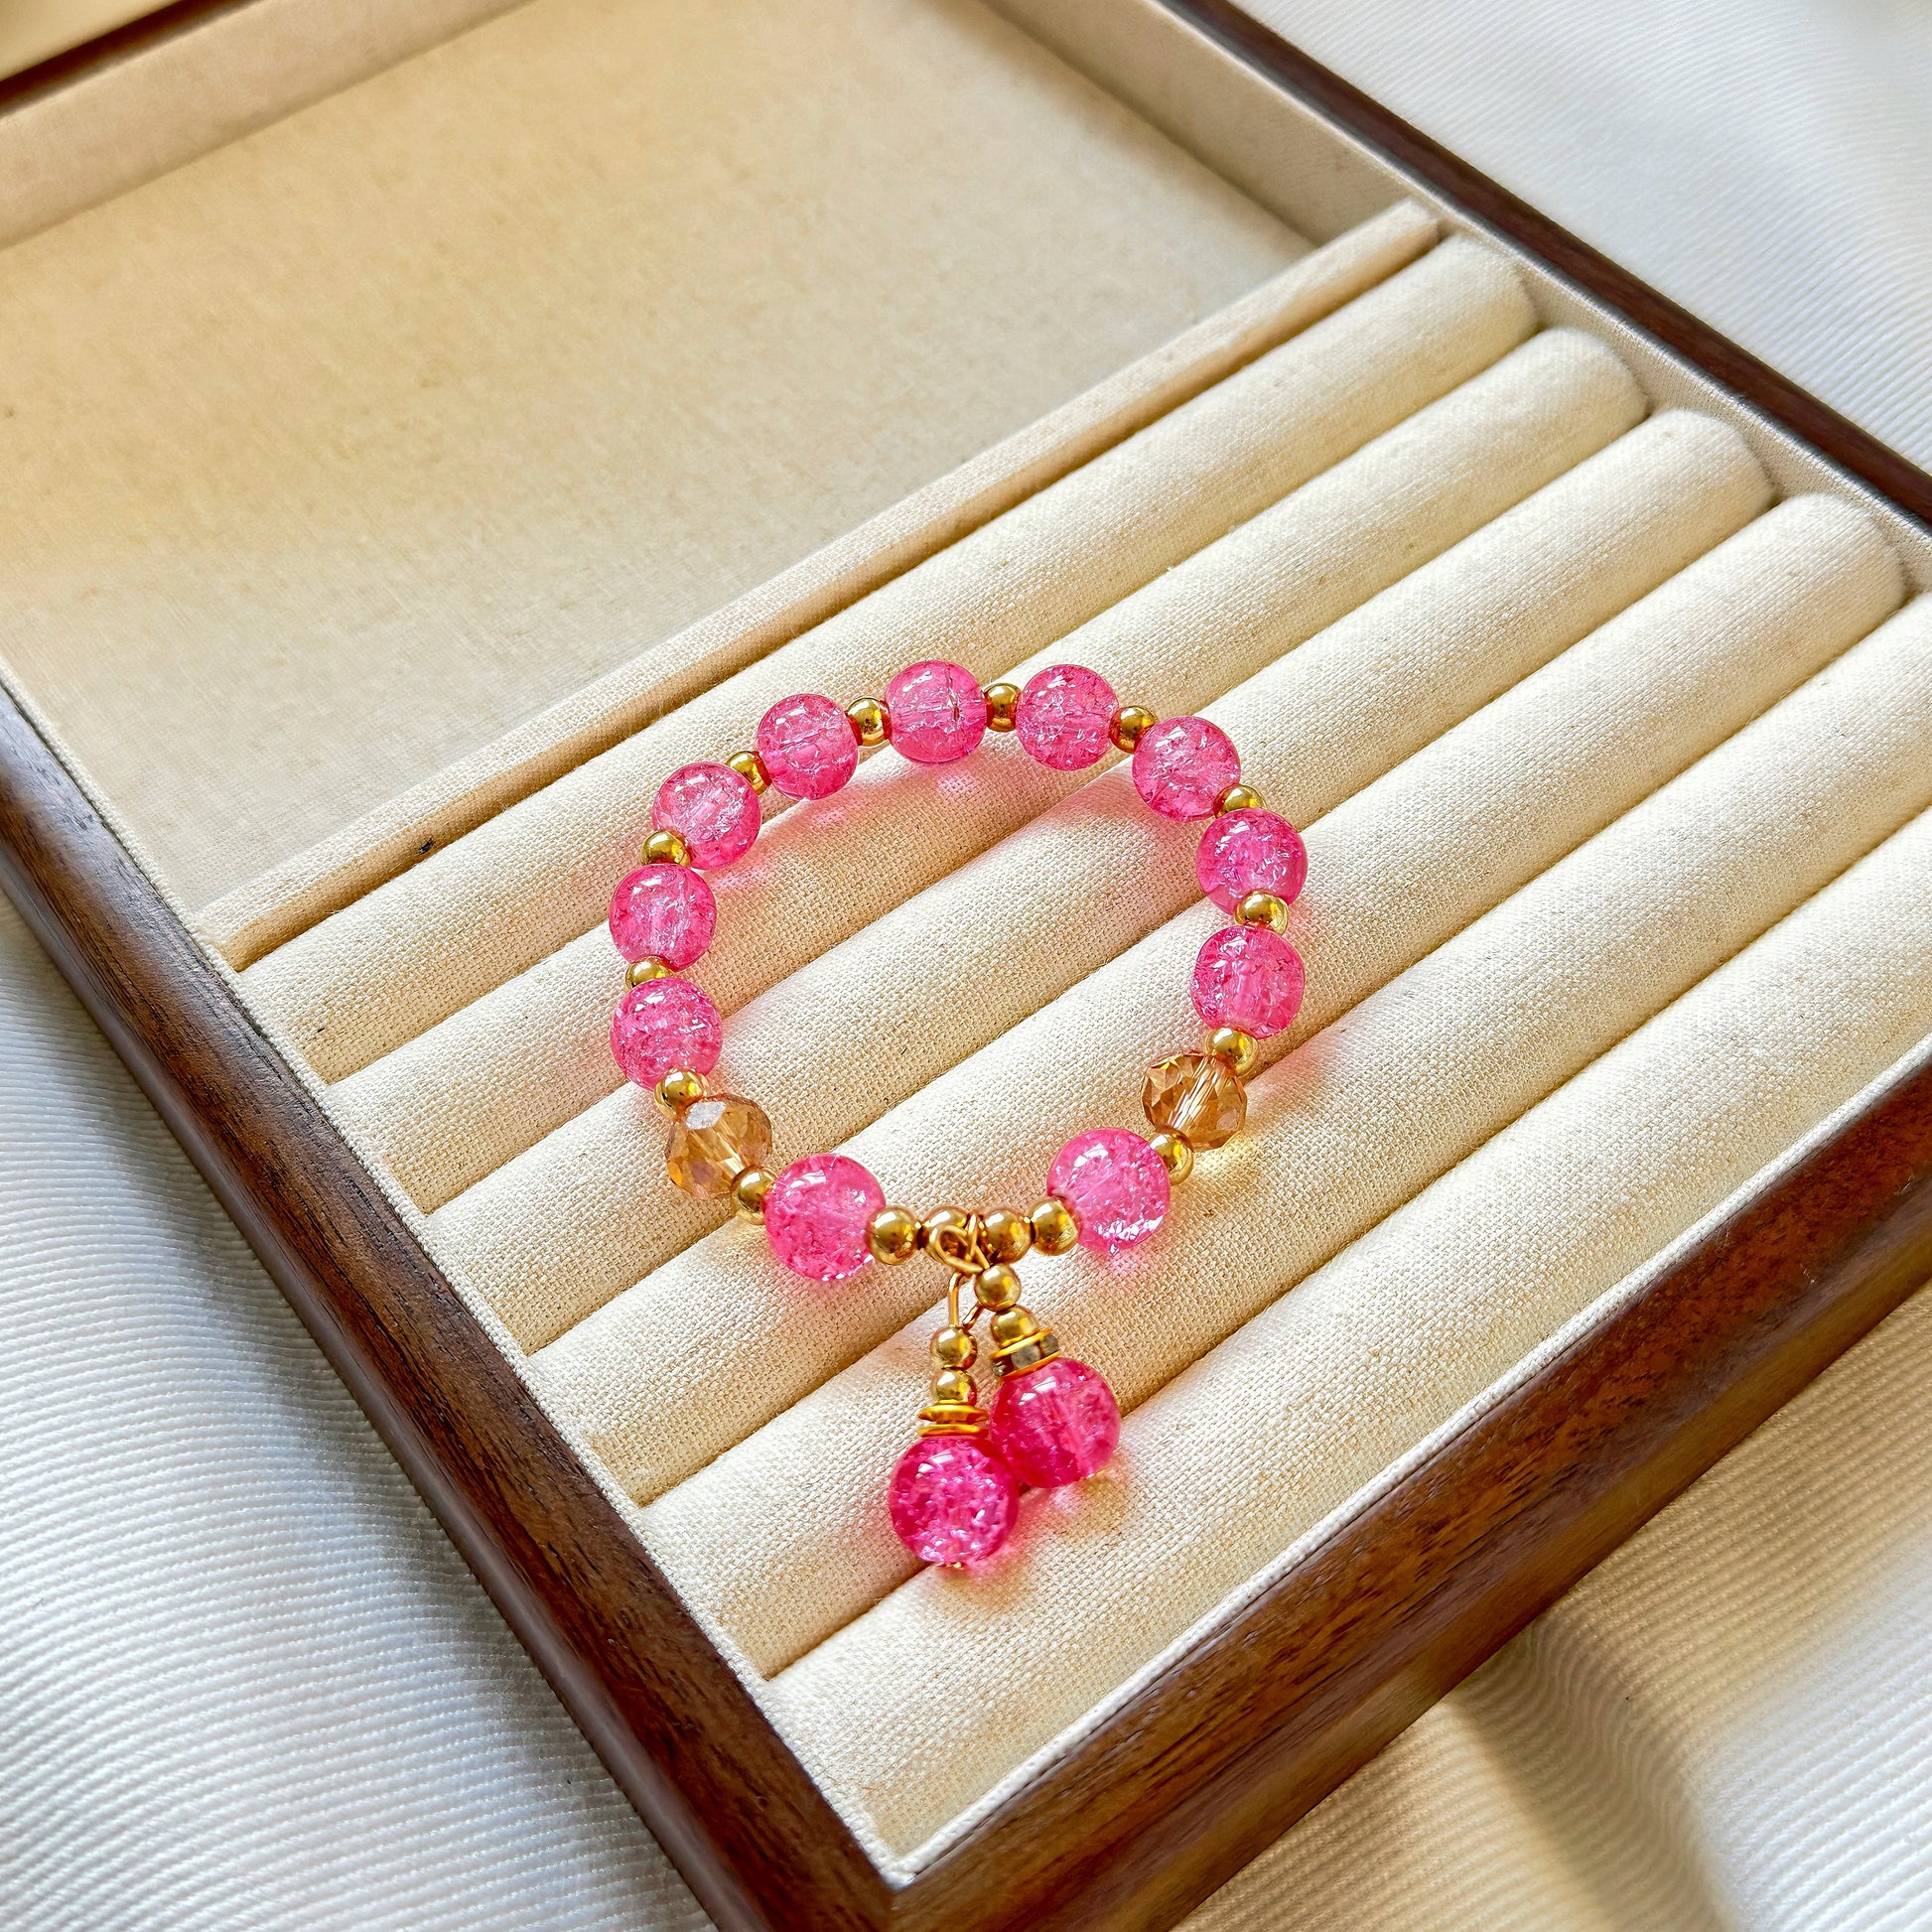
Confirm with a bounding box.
[888,1326,1019,1566]
[984,1306,1120,1488]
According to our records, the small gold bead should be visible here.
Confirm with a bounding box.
[654,1068,706,1117]
[974,1262,1024,1311]
[642,828,690,867]
[930,1325,977,1370]
[732,1168,771,1218]
[989,1306,1041,1348]
[1030,1197,1079,1256]
[983,682,1022,732]
[1235,890,1290,935]
[1216,782,1265,814]
[627,956,673,987]
[845,697,891,747]
[868,1205,922,1266]
[1150,1129,1194,1182]
[728,750,770,793]
[981,1207,1033,1265]
[1109,704,1157,754]
[931,1367,977,1408]
[1206,1027,1260,1079]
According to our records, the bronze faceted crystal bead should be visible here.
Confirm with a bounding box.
[665,1094,774,1200]
[1142,1052,1246,1150]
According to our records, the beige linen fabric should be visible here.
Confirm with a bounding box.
[0,0,1312,913]
[364,322,1639,1227]
[200,203,1438,969]
[761,635,1932,1860]
[241,235,1534,1081]
[429,401,1767,1348]
[629,501,1904,1669]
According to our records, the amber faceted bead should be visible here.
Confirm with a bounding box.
[1142,1052,1246,1150]
[665,1094,774,1200]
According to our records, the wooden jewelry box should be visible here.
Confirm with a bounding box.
[3,2,1930,1926]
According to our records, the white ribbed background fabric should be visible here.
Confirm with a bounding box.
[5,2,1932,1927]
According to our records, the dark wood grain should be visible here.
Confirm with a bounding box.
[1164,0,1932,532]
[5,4,1932,1926]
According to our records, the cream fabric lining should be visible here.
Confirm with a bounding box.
[0,0,1308,914]
[27,183,1927,1865]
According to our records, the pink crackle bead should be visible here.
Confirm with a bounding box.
[1014,663,1117,771]
[1192,925,1305,1038]
[763,1152,885,1283]
[989,1356,1120,1487]
[756,692,859,800]
[1048,1127,1170,1254]
[885,659,988,764]
[889,1435,1019,1565]
[608,863,716,967]
[610,977,722,1088]
[652,761,760,869]
[1195,808,1308,913]
[1132,715,1240,821]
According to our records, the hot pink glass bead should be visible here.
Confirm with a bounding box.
[610,977,723,1088]
[1132,716,1240,821]
[651,761,760,869]
[608,863,717,967]
[1195,808,1308,914]
[755,692,859,800]
[1014,663,1117,771]
[763,1152,886,1283]
[889,1435,1019,1566]
[885,659,988,764]
[1047,1127,1170,1254]
[988,1356,1120,1488]
[1191,925,1306,1038]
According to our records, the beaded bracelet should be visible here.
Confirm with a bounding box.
[608,660,1307,1568]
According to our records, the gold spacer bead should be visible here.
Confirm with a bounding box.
[989,1306,1041,1348]
[982,1207,1033,1265]
[1205,1027,1260,1079]
[1109,704,1157,754]
[1216,782,1265,814]
[642,828,690,867]
[930,1367,977,1408]
[728,750,770,793]
[846,697,891,748]
[627,956,673,987]
[1150,1129,1194,1183]
[983,682,1022,732]
[974,1262,1024,1312]
[1235,890,1290,935]
[654,1068,706,1117]
[732,1168,771,1218]
[868,1205,922,1266]
[930,1326,977,1371]
[1030,1197,1080,1256]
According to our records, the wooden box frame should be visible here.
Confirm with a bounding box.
[3,3,1931,1926]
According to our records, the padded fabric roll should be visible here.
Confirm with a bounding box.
[539,494,1900,1524]
[430,397,1754,1349]
[349,326,1640,1218]
[767,785,1932,1861]
[243,235,1533,1082]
